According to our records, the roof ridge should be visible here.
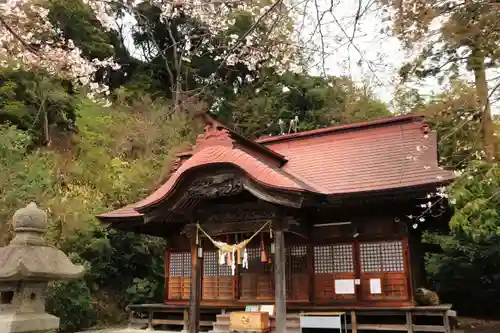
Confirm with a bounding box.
[256,114,423,144]
[196,113,288,164]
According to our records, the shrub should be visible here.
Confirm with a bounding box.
[46,279,95,332]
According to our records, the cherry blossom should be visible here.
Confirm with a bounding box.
[0,0,121,100]
[1,0,303,99]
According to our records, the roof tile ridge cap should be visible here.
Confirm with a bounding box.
[230,132,288,163]
[200,112,287,162]
[230,148,300,188]
[247,151,322,192]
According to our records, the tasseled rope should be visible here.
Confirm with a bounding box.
[197,221,270,274]
[231,248,236,275]
[242,248,248,269]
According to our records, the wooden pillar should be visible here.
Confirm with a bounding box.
[183,308,189,333]
[128,309,134,329]
[443,312,451,333]
[189,236,202,333]
[350,311,357,333]
[406,311,413,333]
[147,309,153,331]
[274,230,286,333]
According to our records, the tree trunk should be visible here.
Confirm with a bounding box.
[43,109,51,147]
[471,49,496,161]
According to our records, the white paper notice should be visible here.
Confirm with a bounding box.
[334,279,355,294]
[370,278,382,294]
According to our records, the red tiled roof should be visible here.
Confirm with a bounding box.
[98,114,455,220]
[263,119,454,194]
[98,145,313,219]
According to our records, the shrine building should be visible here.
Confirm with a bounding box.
[97,114,457,333]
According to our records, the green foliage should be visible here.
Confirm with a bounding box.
[46,279,96,332]
[0,69,77,145]
[126,277,163,305]
[0,89,194,330]
[48,0,115,60]
[216,73,390,137]
[384,0,499,83]
[448,160,500,239]
[0,124,57,245]
[422,81,482,170]
[424,231,500,317]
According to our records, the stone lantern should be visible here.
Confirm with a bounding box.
[0,203,85,333]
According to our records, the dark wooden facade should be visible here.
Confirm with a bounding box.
[163,198,423,309]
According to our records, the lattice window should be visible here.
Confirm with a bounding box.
[245,246,273,273]
[360,243,382,272]
[203,251,218,276]
[381,241,404,272]
[169,252,191,276]
[314,245,333,273]
[247,247,260,263]
[333,244,354,272]
[219,259,232,276]
[288,245,308,273]
[314,244,354,273]
[360,241,404,272]
[203,251,232,276]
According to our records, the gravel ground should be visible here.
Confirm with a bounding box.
[80,317,500,333]
[459,317,500,333]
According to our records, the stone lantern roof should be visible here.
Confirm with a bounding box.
[0,203,84,281]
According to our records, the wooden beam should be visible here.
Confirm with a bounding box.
[183,218,303,237]
[183,220,271,236]
[189,237,202,333]
[282,217,309,239]
[274,230,286,333]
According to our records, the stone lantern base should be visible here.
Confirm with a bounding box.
[0,311,60,333]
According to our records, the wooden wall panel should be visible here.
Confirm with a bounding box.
[202,276,218,300]
[166,252,191,300]
[313,274,335,300]
[218,276,235,300]
[202,251,235,300]
[168,276,183,299]
[286,245,309,301]
[239,247,273,300]
[256,275,274,300]
[290,274,309,301]
[313,243,356,301]
[240,274,257,300]
[358,240,408,301]
[182,278,191,299]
